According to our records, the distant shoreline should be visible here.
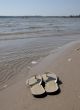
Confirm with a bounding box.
[0,15,80,18]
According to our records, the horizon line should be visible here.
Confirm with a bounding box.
[0,15,80,18]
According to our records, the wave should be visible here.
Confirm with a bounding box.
[0,31,41,36]
[28,26,43,29]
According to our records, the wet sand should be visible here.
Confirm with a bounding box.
[0,41,80,110]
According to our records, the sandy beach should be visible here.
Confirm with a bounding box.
[0,40,80,110]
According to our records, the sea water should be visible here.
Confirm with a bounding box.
[0,16,80,87]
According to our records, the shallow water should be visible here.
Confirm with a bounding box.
[0,17,80,89]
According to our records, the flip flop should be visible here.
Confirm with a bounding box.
[43,72,57,83]
[42,72,58,94]
[26,75,45,96]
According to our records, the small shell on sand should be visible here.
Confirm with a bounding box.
[31,61,37,64]
[68,58,72,62]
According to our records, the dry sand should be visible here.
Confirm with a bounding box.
[0,41,80,110]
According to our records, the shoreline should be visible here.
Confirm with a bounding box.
[0,40,80,110]
[27,40,80,76]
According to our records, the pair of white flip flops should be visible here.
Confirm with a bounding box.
[26,72,59,96]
